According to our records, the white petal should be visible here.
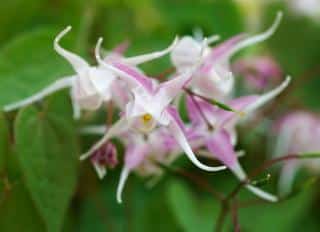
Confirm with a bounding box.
[246,185,278,202]
[95,38,146,90]
[89,67,116,100]
[117,166,130,204]
[54,26,89,72]
[4,76,74,112]
[244,76,291,114]
[93,162,107,179]
[232,162,278,202]
[71,98,81,120]
[122,36,179,66]
[207,34,220,45]
[168,115,226,172]
[80,117,128,160]
[278,162,300,196]
[226,12,283,59]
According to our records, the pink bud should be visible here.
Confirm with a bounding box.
[90,142,118,169]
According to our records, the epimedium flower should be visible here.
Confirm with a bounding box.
[3,26,178,118]
[233,55,283,91]
[185,76,291,202]
[171,12,283,101]
[80,37,227,176]
[273,111,320,195]
[82,125,180,203]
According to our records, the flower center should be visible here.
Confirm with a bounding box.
[142,113,153,123]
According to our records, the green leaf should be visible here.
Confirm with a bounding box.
[0,182,45,232]
[239,189,315,232]
[167,180,219,232]
[0,28,73,108]
[14,92,78,232]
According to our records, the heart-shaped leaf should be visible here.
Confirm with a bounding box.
[14,92,78,232]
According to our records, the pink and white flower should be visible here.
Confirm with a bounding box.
[233,55,283,91]
[82,125,180,203]
[171,12,283,101]
[273,111,320,195]
[4,26,178,118]
[80,38,226,179]
[185,76,291,201]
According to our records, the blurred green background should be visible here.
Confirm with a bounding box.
[0,0,320,231]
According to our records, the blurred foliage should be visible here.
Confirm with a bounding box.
[0,0,319,231]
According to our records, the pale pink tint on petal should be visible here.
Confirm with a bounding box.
[167,108,226,172]
[201,35,245,74]
[233,56,283,90]
[205,129,238,168]
[273,111,320,155]
[111,61,154,93]
[186,95,215,125]
[124,144,149,170]
[112,40,130,55]
[215,95,258,127]
[166,106,186,133]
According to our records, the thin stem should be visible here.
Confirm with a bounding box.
[231,200,240,232]
[184,87,239,113]
[184,89,214,130]
[106,101,114,126]
[184,88,212,103]
[249,154,299,179]
[215,203,229,232]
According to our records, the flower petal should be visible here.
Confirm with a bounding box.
[4,76,74,112]
[225,12,283,59]
[112,40,130,55]
[232,162,278,202]
[117,166,130,204]
[92,162,107,179]
[54,26,89,72]
[80,117,129,160]
[122,36,179,66]
[278,161,300,196]
[244,76,291,114]
[95,38,154,93]
[167,108,226,172]
[205,129,238,168]
[246,185,278,202]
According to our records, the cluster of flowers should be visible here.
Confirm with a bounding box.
[5,12,294,203]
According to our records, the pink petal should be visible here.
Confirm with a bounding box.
[205,129,238,168]
[112,40,130,55]
[166,107,226,172]
[214,95,258,127]
[124,143,149,170]
[111,61,154,93]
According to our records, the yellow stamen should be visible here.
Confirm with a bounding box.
[142,113,152,123]
[236,111,246,117]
